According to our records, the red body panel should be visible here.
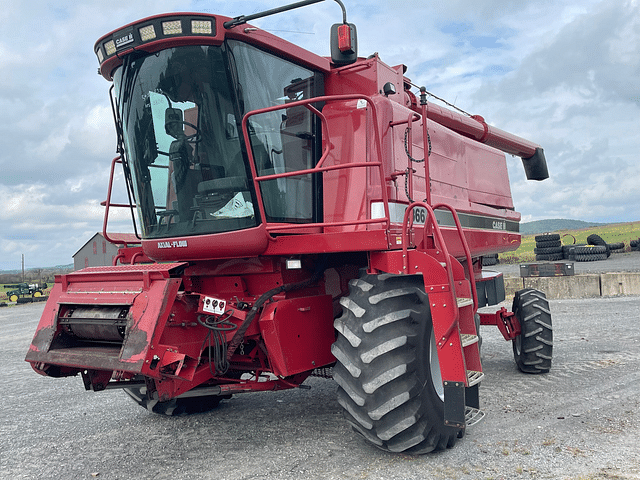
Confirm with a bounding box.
[259,295,335,377]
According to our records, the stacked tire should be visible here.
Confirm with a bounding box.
[482,253,499,266]
[562,243,581,261]
[608,242,625,254]
[534,234,563,261]
[536,232,635,262]
[569,234,613,262]
[586,234,610,258]
[572,245,607,262]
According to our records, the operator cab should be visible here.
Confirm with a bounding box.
[113,40,323,240]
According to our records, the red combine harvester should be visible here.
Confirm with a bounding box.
[26,0,553,454]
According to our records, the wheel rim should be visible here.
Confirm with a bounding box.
[430,329,444,402]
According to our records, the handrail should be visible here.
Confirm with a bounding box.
[388,109,431,205]
[421,101,432,205]
[401,201,460,348]
[102,155,121,246]
[241,94,391,234]
[405,112,417,203]
[113,253,126,266]
[102,156,125,245]
[432,203,478,312]
[102,155,140,248]
[266,216,388,233]
[389,112,420,128]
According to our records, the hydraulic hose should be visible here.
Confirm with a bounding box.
[226,255,328,361]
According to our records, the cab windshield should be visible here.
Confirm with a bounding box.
[114,43,320,239]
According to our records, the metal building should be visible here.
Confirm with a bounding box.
[72,233,140,271]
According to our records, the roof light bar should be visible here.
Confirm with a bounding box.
[139,24,156,42]
[95,15,217,71]
[162,20,182,35]
[191,20,212,34]
[104,40,116,56]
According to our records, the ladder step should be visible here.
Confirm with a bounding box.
[467,370,484,387]
[465,407,486,427]
[461,334,479,347]
[457,297,473,308]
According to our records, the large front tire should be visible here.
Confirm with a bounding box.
[512,289,553,373]
[332,273,460,454]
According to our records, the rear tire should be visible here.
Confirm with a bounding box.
[482,254,498,266]
[124,384,227,416]
[574,245,606,255]
[608,242,624,251]
[576,253,608,262]
[534,246,563,255]
[535,234,560,243]
[535,253,563,261]
[587,234,610,257]
[512,289,553,373]
[332,273,460,454]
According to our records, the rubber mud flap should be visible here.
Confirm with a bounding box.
[444,381,466,429]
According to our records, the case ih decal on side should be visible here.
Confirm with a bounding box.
[26,0,552,454]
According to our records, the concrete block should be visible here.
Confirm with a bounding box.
[523,274,601,299]
[600,273,640,296]
[504,276,524,299]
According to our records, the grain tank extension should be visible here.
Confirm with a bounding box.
[26,0,553,454]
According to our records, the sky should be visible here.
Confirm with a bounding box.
[1,0,638,270]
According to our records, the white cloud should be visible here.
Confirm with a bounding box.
[76,104,116,157]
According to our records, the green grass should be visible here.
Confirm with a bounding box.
[500,221,640,264]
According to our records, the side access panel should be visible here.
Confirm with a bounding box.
[259,294,335,377]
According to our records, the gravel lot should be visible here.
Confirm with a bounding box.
[2,295,640,479]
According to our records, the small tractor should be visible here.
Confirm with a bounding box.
[26,0,553,454]
[5,283,45,302]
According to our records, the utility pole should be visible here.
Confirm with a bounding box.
[22,254,24,282]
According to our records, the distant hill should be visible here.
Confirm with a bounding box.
[520,219,606,235]
[0,264,73,274]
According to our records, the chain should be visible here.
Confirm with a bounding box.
[404,127,432,163]
[404,168,414,203]
[404,127,423,163]
[406,81,473,118]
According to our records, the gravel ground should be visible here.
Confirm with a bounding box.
[2,295,640,479]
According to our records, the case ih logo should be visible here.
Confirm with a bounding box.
[492,220,506,230]
[115,32,134,49]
